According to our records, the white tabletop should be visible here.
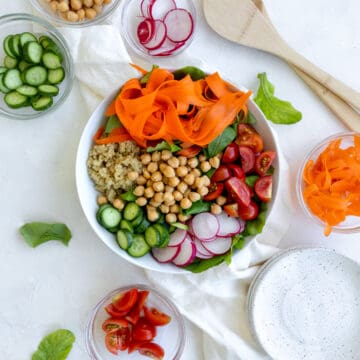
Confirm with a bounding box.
[1,0,360,359]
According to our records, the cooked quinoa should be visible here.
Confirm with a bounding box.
[87,141,143,202]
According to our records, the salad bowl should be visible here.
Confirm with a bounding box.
[76,67,282,273]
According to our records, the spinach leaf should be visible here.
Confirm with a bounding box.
[120,189,137,201]
[246,112,257,125]
[146,141,181,153]
[140,65,159,85]
[243,206,267,236]
[184,200,210,215]
[104,115,122,135]
[245,175,259,187]
[207,126,236,158]
[32,329,75,360]
[254,73,302,124]
[173,66,206,81]
[19,223,72,248]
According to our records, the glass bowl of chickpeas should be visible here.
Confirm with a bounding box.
[30,0,121,26]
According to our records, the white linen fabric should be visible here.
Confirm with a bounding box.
[59,24,293,359]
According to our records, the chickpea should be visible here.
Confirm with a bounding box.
[216,196,227,206]
[104,0,112,3]
[176,166,188,178]
[153,181,164,193]
[94,0,104,4]
[211,203,222,215]
[209,156,220,169]
[190,168,201,178]
[136,175,147,185]
[147,206,159,222]
[168,176,180,187]
[154,192,164,204]
[151,151,161,162]
[147,162,158,173]
[83,0,94,6]
[77,8,85,20]
[133,185,145,197]
[178,156,187,166]
[173,190,183,202]
[163,192,174,204]
[165,186,174,193]
[143,169,151,179]
[136,197,147,206]
[200,161,211,173]
[50,1,58,11]
[184,173,195,186]
[151,171,162,182]
[199,187,209,196]
[161,150,172,161]
[127,171,139,181]
[187,157,199,168]
[160,204,169,214]
[162,165,175,178]
[57,1,69,12]
[189,192,201,202]
[199,154,206,162]
[201,176,211,187]
[146,179,153,188]
[70,0,82,10]
[93,4,103,13]
[194,177,203,189]
[159,163,167,172]
[178,213,190,222]
[67,10,79,21]
[85,7,97,18]
[141,153,151,165]
[180,198,192,210]
[144,187,155,198]
[97,195,108,205]
[167,157,179,168]
[177,182,188,194]
[149,200,161,207]
[165,213,177,224]
[183,188,191,198]
[170,204,180,213]
[113,198,125,211]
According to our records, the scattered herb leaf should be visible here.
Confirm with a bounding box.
[184,200,211,215]
[120,189,137,202]
[246,111,257,125]
[147,141,181,153]
[173,66,206,81]
[140,65,159,85]
[245,175,260,187]
[207,126,236,158]
[104,115,122,135]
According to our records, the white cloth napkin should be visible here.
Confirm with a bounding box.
[59,24,293,359]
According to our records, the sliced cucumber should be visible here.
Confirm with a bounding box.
[38,84,59,96]
[116,230,134,250]
[18,60,31,72]
[31,95,53,111]
[16,85,38,97]
[131,211,144,229]
[99,206,122,229]
[0,67,7,74]
[3,35,16,58]
[9,34,21,58]
[96,204,112,225]
[48,67,65,84]
[120,219,134,233]
[4,91,28,108]
[20,32,37,47]
[153,223,170,247]
[23,41,43,64]
[127,234,150,257]
[24,66,47,86]
[134,217,150,234]
[3,69,22,90]
[0,74,10,94]
[39,36,63,62]
[4,56,18,69]
[144,226,162,247]
[123,202,141,221]
[42,52,62,70]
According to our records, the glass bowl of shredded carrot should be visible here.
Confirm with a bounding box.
[297,132,360,236]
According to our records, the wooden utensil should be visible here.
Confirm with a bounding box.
[203,0,360,125]
[252,0,360,131]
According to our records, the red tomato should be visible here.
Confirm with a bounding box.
[236,124,263,153]
[177,145,201,158]
[227,164,245,180]
[144,306,171,326]
[105,304,128,318]
[116,327,131,351]
[105,331,121,355]
[125,290,149,325]
[255,151,276,176]
[138,342,165,360]
[211,165,232,182]
[133,318,157,342]
[225,177,251,207]
[222,143,239,163]
[204,183,224,201]
[128,339,146,354]
[112,288,138,312]
[102,318,128,333]
[238,201,259,220]
[224,203,239,217]
[254,175,273,202]
[238,146,255,173]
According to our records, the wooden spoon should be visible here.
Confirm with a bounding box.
[203,0,360,115]
[252,0,360,131]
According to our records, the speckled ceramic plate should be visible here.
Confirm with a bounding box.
[247,248,360,360]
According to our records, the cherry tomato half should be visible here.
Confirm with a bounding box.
[225,177,251,207]
[254,175,273,202]
[211,165,232,182]
[105,331,122,355]
[133,318,157,342]
[227,164,245,180]
[117,327,131,351]
[102,318,128,333]
[144,306,172,326]
[112,288,138,312]
[177,145,202,158]
[224,203,239,218]
[125,290,149,325]
[255,151,276,176]
[222,143,239,163]
[238,146,255,174]
[138,342,165,360]
[236,124,263,153]
[238,201,259,220]
[105,304,128,318]
[128,339,147,354]
[204,183,224,201]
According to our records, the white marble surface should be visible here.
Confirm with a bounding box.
[0,0,359,359]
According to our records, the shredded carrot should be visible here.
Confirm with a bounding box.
[130,63,148,75]
[302,134,360,236]
[105,100,116,117]
[93,125,132,145]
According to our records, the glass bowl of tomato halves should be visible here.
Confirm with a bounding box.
[86,285,185,360]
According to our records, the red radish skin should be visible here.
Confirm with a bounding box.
[215,212,243,237]
[137,19,155,44]
[150,0,177,20]
[172,236,196,267]
[141,0,154,17]
[163,8,194,43]
[152,246,180,263]
[193,238,214,257]
[168,228,187,247]
[147,38,185,56]
[142,20,167,50]
[191,213,219,241]
[201,237,232,255]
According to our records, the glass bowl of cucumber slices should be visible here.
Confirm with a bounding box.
[0,13,74,120]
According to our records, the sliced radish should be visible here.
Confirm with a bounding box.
[191,213,219,241]
[216,212,242,236]
[147,37,185,56]
[168,228,187,247]
[140,0,154,18]
[193,238,214,258]
[150,0,177,20]
[142,20,167,50]
[137,18,155,44]
[152,246,180,263]
[201,237,232,255]
[163,8,194,43]
[172,236,196,267]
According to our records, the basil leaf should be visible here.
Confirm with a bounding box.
[140,64,159,85]
[173,66,206,81]
[184,200,210,215]
[147,141,181,153]
[19,223,72,248]
[245,175,259,187]
[207,126,236,158]
[32,329,75,360]
[104,115,121,135]
[120,189,137,201]
[254,73,302,124]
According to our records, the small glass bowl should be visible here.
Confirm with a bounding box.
[120,0,197,58]
[85,284,185,360]
[0,13,74,120]
[30,0,122,27]
[296,131,360,234]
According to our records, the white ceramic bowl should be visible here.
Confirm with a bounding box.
[75,73,282,273]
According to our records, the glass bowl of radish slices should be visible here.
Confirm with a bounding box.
[120,0,196,57]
